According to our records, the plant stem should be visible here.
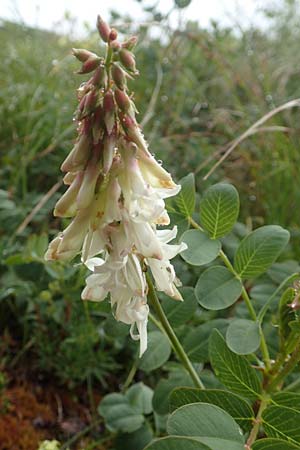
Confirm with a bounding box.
[245,396,269,449]
[122,361,138,392]
[266,338,300,392]
[188,217,272,370]
[146,272,205,389]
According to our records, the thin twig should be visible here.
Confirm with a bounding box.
[203,98,300,180]
[141,63,163,127]
[15,179,63,235]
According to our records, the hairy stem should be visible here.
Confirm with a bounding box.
[146,272,205,389]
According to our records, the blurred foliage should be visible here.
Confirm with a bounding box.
[1,0,300,446]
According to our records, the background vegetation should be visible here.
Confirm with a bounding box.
[1,0,300,448]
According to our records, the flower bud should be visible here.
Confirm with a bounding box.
[103,90,115,135]
[119,49,137,74]
[72,48,98,62]
[109,29,118,41]
[103,133,116,175]
[110,40,122,52]
[77,56,101,74]
[76,160,100,209]
[81,89,98,117]
[111,63,127,90]
[97,15,111,42]
[63,172,76,185]
[122,36,138,50]
[54,172,83,217]
[92,105,104,144]
[114,88,131,112]
[89,64,106,87]
[45,209,91,260]
[61,133,91,172]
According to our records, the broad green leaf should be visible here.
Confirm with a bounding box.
[200,183,240,239]
[169,173,195,218]
[226,319,261,355]
[272,392,300,411]
[169,388,253,431]
[161,287,198,327]
[195,266,242,310]
[98,393,144,433]
[139,331,171,372]
[126,382,153,415]
[234,225,290,279]
[153,370,194,415]
[183,319,229,362]
[167,403,244,445]
[180,230,221,266]
[144,436,212,450]
[115,424,153,450]
[209,329,261,399]
[253,439,300,450]
[262,405,300,443]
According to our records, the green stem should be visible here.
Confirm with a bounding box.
[188,217,271,370]
[122,361,138,392]
[245,396,269,449]
[267,338,300,392]
[146,272,205,389]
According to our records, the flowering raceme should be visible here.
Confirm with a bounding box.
[45,16,187,356]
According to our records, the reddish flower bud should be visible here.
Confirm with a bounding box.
[114,88,131,112]
[110,40,122,52]
[72,48,98,62]
[119,49,137,73]
[77,56,101,74]
[111,63,127,90]
[92,105,104,144]
[103,90,115,135]
[97,15,111,42]
[122,36,138,50]
[109,28,118,41]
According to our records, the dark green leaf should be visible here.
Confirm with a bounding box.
[272,392,300,411]
[126,382,153,415]
[183,319,229,362]
[167,403,244,444]
[139,331,171,372]
[226,319,261,355]
[115,424,153,450]
[253,438,300,450]
[234,225,290,279]
[200,183,240,239]
[195,266,242,310]
[170,173,195,218]
[98,393,144,433]
[180,230,221,266]
[262,405,300,443]
[144,436,212,450]
[169,388,253,431]
[209,329,261,399]
[161,287,198,327]
[153,370,194,415]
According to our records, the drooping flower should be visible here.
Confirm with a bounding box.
[45,16,187,356]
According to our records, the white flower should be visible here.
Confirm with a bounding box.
[82,248,149,356]
[146,226,187,300]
